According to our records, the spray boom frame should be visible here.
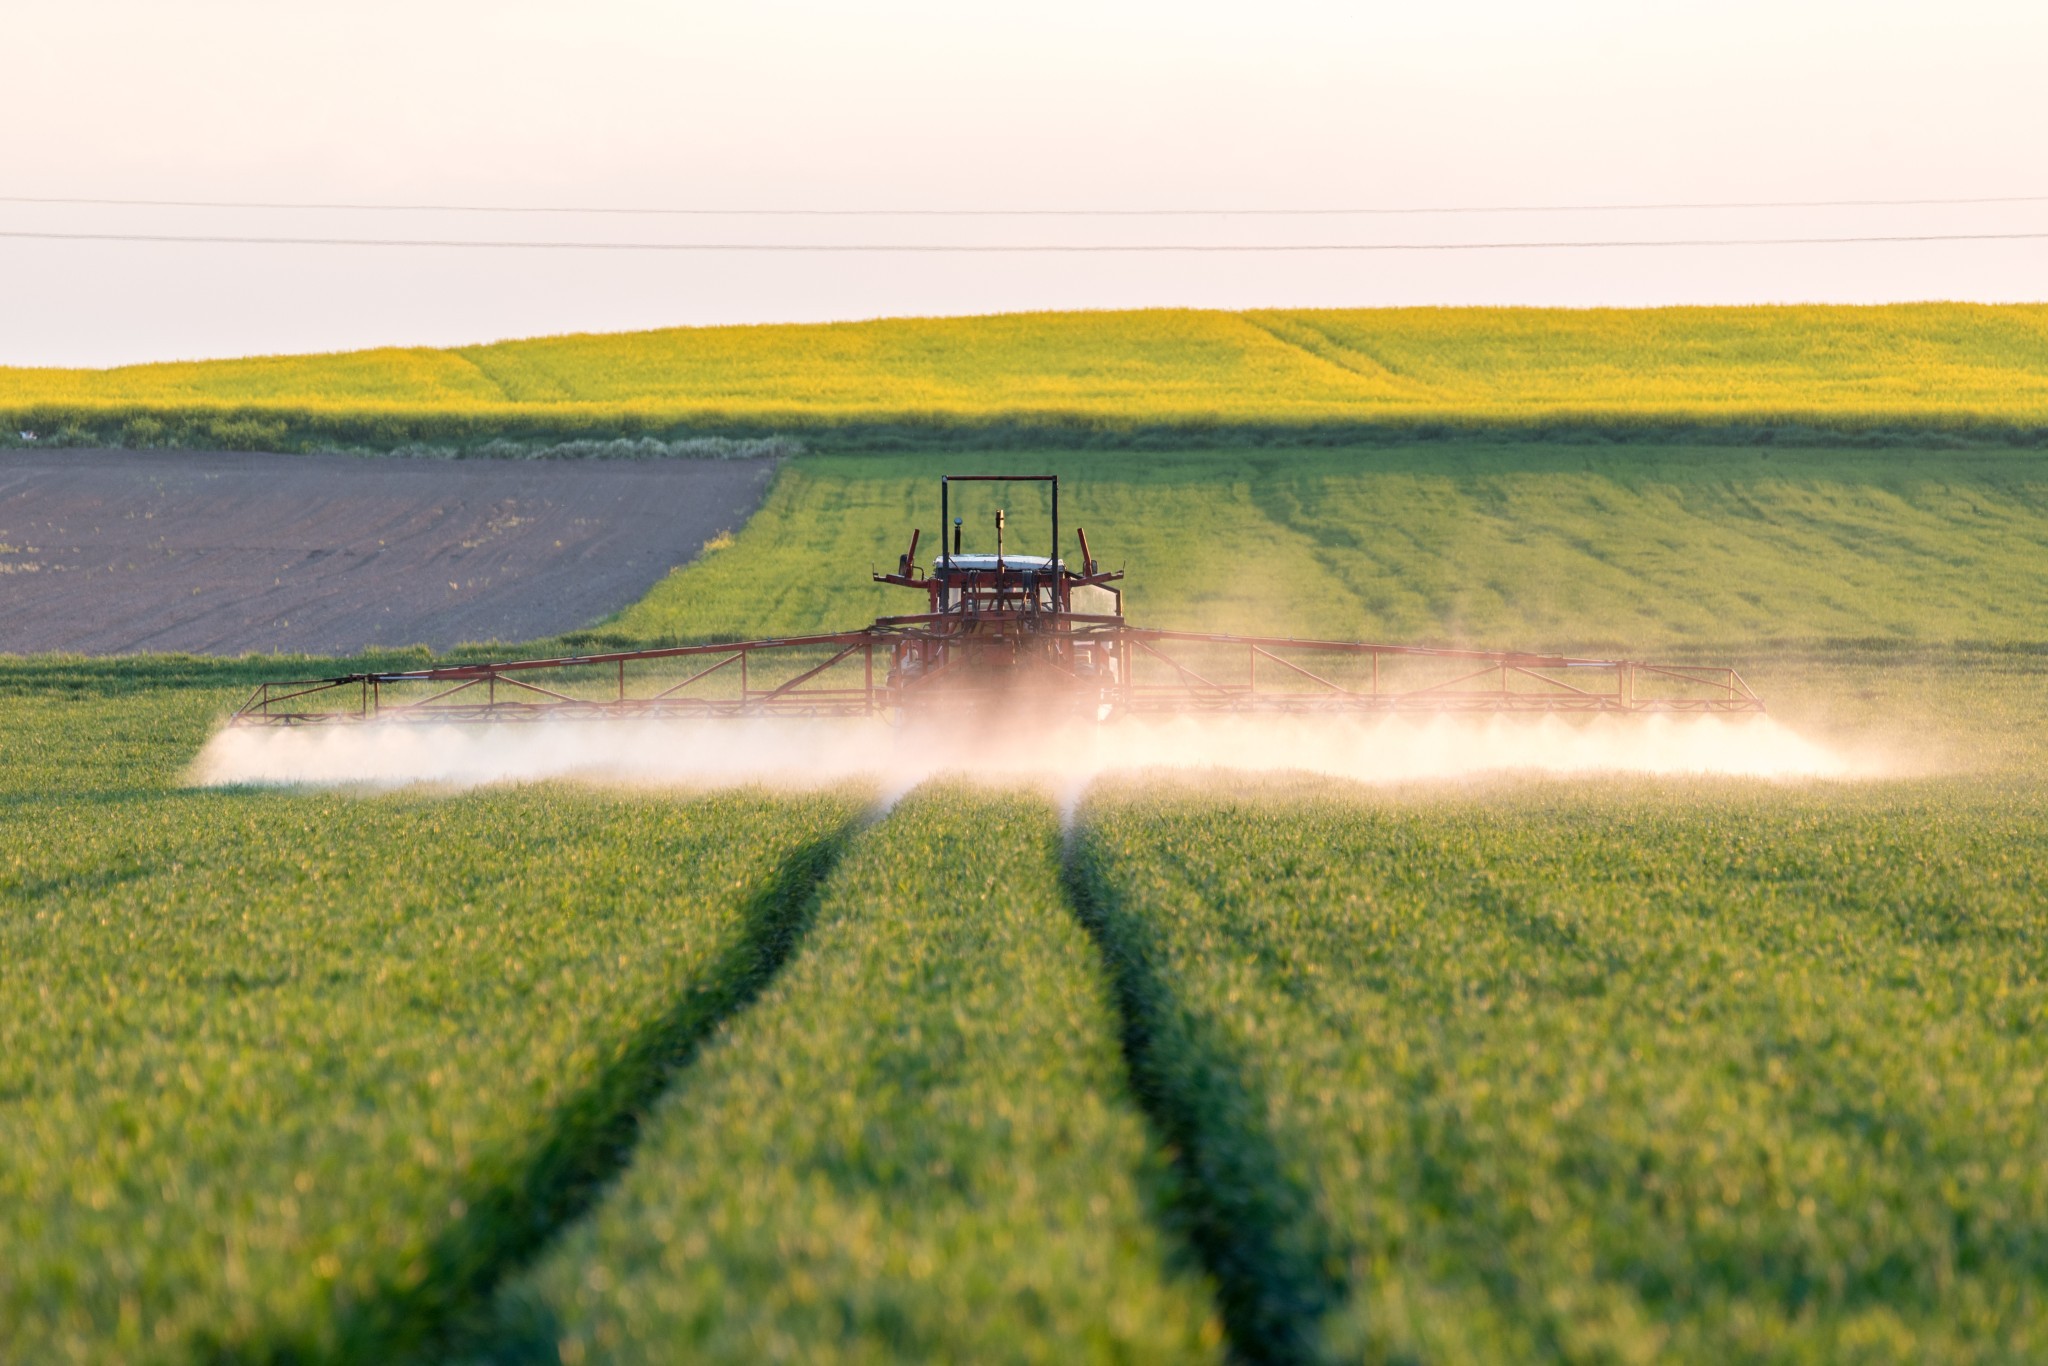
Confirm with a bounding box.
[231,475,1763,726]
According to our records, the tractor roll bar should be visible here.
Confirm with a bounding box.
[940,475,1057,569]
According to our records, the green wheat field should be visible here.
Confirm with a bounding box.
[5,317,2048,1362]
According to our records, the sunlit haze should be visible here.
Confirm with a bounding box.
[192,714,1869,797]
[5,0,2046,366]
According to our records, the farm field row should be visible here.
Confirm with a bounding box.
[3,670,1221,1362]
[482,786,1222,1365]
[1075,777,2048,1364]
[0,683,866,1363]
[10,666,2047,1362]
[600,447,2048,656]
[587,446,2048,776]
[6,304,2048,444]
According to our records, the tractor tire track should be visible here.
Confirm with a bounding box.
[454,785,1225,1363]
[1061,817,1345,1366]
[203,811,870,1366]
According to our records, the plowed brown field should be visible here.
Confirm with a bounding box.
[0,450,775,655]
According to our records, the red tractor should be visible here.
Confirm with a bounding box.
[867,475,1126,721]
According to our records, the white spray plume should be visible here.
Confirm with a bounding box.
[191,712,1870,801]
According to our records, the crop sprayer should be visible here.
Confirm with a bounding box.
[229,474,1763,727]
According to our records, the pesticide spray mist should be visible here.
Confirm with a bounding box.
[192,711,1867,800]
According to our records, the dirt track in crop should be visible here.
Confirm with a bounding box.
[0,450,776,655]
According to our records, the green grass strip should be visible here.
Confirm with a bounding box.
[482,784,1224,1365]
[1074,777,2048,1364]
[595,446,2048,658]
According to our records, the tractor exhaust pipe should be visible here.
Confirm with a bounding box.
[996,508,1006,569]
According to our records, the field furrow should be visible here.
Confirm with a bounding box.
[0,761,866,1364]
[483,785,1223,1365]
[1072,777,2048,1364]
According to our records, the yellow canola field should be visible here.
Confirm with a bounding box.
[6,303,2048,430]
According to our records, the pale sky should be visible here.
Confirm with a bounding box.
[4,0,2046,367]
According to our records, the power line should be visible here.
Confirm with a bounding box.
[2,229,2046,252]
[4,193,2048,217]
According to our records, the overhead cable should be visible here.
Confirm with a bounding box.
[2,229,2045,251]
[4,193,2048,217]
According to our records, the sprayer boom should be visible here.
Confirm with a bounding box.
[230,475,1763,727]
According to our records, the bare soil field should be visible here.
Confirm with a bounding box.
[0,450,776,655]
